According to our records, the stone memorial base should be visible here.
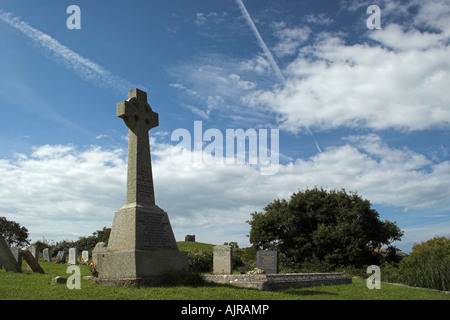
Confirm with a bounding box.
[96,249,188,286]
[201,273,352,291]
[96,203,188,286]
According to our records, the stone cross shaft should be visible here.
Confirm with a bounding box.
[117,88,159,206]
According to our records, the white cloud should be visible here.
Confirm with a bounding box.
[273,24,311,57]
[304,13,333,26]
[247,22,450,132]
[1,135,448,248]
[169,59,276,126]
[195,11,227,27]
[173,1,450,134]
[0,145,126,242]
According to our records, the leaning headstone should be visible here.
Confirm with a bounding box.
[256,250,279,274]
[97,89,188,286]
[26,245,39,271]
[0,237,21,273]
[21,249,44,273]
[92,242,107,265]
[185,235,196,242]
[81,250,89,264]
[29,245,39,260]
[42,248,51,262]
[55,250,65,263]
[213,245,233,274]
[10,246,23,271]
[68,248,78,265]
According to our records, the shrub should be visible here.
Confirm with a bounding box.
[399,237,450,291]
[188,249,213,273]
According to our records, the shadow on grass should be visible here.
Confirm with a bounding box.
[281,288,339,296]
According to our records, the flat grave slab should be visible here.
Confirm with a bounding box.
[201,273,352,291]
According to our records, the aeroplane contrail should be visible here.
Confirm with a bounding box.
[0,10,138,94]
[235,0,285,85]
[235,0,322,153]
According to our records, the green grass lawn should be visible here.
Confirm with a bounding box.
[1,261,448,300]
[177,241,215,252]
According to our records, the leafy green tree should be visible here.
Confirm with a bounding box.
[92,226,111,244]
[247,188,403,268]
[0,216,30,246]
[223,241,239,248]
[74,226,111,252]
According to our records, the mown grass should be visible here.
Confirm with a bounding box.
[0,261,448,300]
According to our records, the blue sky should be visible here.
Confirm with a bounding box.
[0,0,449,253]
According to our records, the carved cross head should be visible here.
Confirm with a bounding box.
[117,88,159,132]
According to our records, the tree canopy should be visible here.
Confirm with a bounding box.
[0,216,30,246]
[247,188,403,268]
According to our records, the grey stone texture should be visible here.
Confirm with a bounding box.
[10,246,23,271]
[201,273,352,291]
[68,248,78,265]
[56,250,65,263]
[21,249,44,274]
[82,250,89,263]
[256,250,279,274]
[97,89,188,285]
[0,237,21,273]
[213,245,233,274]
[92,242,107,265]
[26,245,39,271]
[43,248,51,262]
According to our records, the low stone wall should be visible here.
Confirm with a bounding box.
[201,273,352,291]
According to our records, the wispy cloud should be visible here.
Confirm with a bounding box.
[0,10,138,93]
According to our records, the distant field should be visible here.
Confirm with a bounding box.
[177,241,215,252]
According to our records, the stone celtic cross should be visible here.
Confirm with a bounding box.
[98,89,188,284]
[117,88,159,206]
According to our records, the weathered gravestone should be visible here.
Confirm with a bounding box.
[43,248,51,262]
[10,246,23,271]
[26,245,39,271]
[97,89,188,285]
[29,245,39,260]
[55,250,65,263]
[68,248,78,265]
[213,245,233,274]
[256,250,279,274]
[21,249,44,274]
[92,242,107,265]
[0,237,21,272]
[81,250,89,264]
